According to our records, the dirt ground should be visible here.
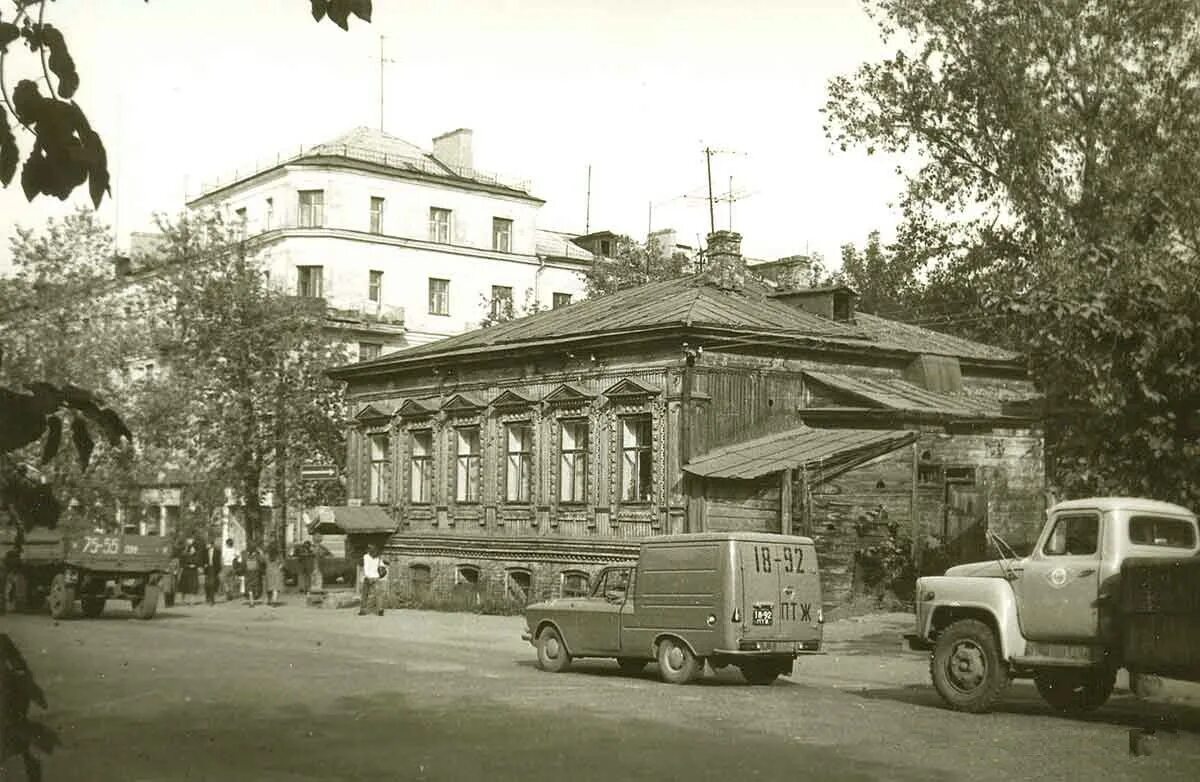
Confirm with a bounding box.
[2,596,1199,781]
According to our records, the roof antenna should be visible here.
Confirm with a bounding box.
[585,164,592,234]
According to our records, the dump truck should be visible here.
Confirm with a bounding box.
[1,526,173,619]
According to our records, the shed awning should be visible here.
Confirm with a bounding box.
[683,425,917,481]
[307,505,397,535]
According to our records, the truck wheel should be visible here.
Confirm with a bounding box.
[80,597,106,618]
[617,658,646,675]
[4,570,28,614]
[657,638,700,685]
[536,626,571,672]
[48,574,77,619]
[1035,667,1116,713]
[134,584,161,620]
[930,619,1009,713]
[740,663,780,686]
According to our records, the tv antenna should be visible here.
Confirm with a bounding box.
[713,176,755,232]
[702,146,747,234]
[374,35,398,132]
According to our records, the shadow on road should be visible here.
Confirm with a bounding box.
[852,680,1200,736]
[1,633,59,782]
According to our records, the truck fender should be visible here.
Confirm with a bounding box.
[920,576,1025,661]
[651,633,700,661]
[532,620,571,654]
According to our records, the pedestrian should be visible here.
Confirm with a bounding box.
[296,540,313,595]
[203,537,221,605]
[220,537,238,602]
[311,537,325,593]
[243,544,263,607]
[358,543,388,617]
[178,537,200,606]
[265,543,284,607]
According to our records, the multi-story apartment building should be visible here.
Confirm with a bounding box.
[186,126,592,361]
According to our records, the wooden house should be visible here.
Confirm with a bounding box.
[327,231,1044,607]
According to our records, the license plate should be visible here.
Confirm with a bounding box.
[752,605,773,626]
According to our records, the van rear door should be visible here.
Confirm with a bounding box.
[738,538,821,645]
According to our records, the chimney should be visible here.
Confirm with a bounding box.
[703,230,745,291]
[775,256,813,291]
[432,128,473,172]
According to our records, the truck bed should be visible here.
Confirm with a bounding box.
[1120,556,1200,679]
[1,529,172,574]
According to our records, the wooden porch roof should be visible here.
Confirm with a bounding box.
[683,425,917,481]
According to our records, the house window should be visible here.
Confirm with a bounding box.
[490,285,514,321]
[600,238,612,255]
[428,278,450,315]
[265,197,274,230]
[234,207,247,240]
[504,421,533,503]
[561,570,589,597]
[492,217,513,252]
[369,196,384,234]
[506,569,532,604]
[456,565,480,585]
[429,207,451,243]
[455,427,480,503]
[296,265,324,298]
[559,419,588,503]
[620,415,653,503]
[368,432,391,504]
[298,190,324,228]
[409,429,433,503]
[552,292,572,309]
[358,342,382,362]
[945,466,976,485]
[368,269,383,303]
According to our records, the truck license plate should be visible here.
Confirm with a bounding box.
[752,605,773,626]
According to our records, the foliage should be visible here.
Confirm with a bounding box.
[477,286,542,328]
[825,0,1200,504]
[585,235,692,298]
[837,231,921,318]
[0,1,372,207]
[146,212,348,547]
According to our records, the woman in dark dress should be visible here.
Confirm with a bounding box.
[178,538,201,606]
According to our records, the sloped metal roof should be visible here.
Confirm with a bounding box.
[803,371,1005,417]
[308,505,397,535]
[535,229,595,261]
[852,313,1020,363]
[684,425,917,480]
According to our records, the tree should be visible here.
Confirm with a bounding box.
[0,0,371,208]
[837,231,921,318]
[477,286,543,328]
[585,235,692,298]
[147,212,347,548]
[824,1,1200,503]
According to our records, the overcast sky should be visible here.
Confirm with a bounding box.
[0,0,906,269]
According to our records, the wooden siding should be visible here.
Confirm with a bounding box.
[703,477,781,534]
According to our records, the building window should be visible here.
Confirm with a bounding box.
[409,429,433,503]
[561,570,589,597]
[428,277,450,315]
[600,238,612,256]
[454,426,480,503]
[296,265,324,298]
[429,207,451,243]
[490,285,513,321]
[298,189,324,228]
[559,419,588,503]
[368,269,383,303]
[358,342,382,362]
[456,565,480,585]
[369,196,384,234]
[620,415,653,503]
[504,421,533,503]
[506,569,532,604]
[492,217,513,252]
[368,432,391,504]
[265,197,274,230]
[552,292,572,309]
[234,207,247,240]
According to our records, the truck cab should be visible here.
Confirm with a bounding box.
[523,532,824,685]
[908,497,1199,713]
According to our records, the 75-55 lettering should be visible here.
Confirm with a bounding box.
[80,536,121,555]
[751,545,805,573]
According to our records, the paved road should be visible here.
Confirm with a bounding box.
[3,598,1199,781]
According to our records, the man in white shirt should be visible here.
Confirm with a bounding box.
[220,538,238,602]
[358,544,387,617]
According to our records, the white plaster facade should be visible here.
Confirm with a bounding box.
[187,128,592,357]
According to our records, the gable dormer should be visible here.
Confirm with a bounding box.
[396,398,437,419]
[490,388,534,410]
[441,393,485,415]
[354,402,395,423]
[544,382,595,408]
[602,378,661,402]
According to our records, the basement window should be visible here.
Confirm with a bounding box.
[945,466,976,485]
[917,464,943,486]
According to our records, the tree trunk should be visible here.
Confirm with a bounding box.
[273,391,288,553]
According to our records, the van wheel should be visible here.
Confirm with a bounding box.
[536,626,571,673]
[80,597,106,618]
[741,663,780,686]
[657,638,700,684]
[1035,667,1116,713]
[4,570,27,614]
[617,658,646,675]
[930,619,1009,713]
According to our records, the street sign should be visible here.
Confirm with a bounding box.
[300,463,338,481]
